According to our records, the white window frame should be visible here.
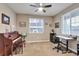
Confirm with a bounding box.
[61,8,79,36]
[29,18,44,33]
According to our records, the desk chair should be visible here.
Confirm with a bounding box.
[53,37,60,50]
[53,37,67,54]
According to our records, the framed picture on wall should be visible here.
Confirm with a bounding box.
[2,13,10,25]
[49,24,52,27]
[19,22,26,27]
[55,22,59,28]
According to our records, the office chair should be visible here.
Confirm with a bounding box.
[52,37,66,53]
[52,36,60,50]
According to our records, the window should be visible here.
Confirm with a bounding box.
[61,8,79,36]
[61,13,71,35]
[71,11,79,35]
[29,18,44,33]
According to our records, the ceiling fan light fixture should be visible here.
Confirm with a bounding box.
[38,7,43,11]
[30,3,52,13]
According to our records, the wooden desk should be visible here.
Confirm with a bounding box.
[56,35,73,52]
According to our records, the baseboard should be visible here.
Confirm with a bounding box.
[26,40,49,43]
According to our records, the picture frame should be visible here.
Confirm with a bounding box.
[2,13,10,25]
[49,24,52,27]
[19,22,26,27]
[55,22,59,28]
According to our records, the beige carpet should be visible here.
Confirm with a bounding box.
[15,42,76,56]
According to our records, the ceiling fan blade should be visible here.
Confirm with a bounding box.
[30,5,38,7]
[35,9,38,12]
[35,9,46,13]
[43,5,52,8]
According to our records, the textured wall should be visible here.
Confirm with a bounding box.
[16,14,54,42]
[0,4,16,33]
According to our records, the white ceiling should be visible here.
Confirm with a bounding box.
[6,3,73,16]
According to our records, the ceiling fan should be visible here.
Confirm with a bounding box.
[30,3,52,13]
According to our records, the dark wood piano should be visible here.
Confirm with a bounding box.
[0,31,22,56]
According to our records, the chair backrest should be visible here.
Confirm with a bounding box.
[55,37,60,43]
[53,35,60,44]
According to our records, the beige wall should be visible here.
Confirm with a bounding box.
[53,3,79,53]
[0,4,16,33]
[16,14,54,42]
[0,3,79,53]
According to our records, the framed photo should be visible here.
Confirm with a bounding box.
[19,22,26,27]
[2,13,10,25]
[55,22,59,28]
[49,24,52,27]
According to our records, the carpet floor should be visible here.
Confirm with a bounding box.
[14,42,76,56]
